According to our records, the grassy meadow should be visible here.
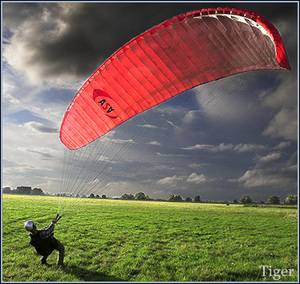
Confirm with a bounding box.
[2,194,298,282]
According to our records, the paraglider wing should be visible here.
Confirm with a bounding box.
[60,7,290,150]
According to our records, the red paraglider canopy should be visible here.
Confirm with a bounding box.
[60,7,290,150]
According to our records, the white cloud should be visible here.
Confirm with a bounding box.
[233,143,267,152]
[236,167,295,189]
[234,152,297,189]
[2,69,69,131]
[23,121,58,133]
[188,163,205,169]
[261,74,297,110]
[2,121,64,191]
[158,173,213,186]
[260,72,297,142]
[141,124,158,129]
[86,178,100,186]
[274,141,291,150]
[103,138,135,145]
[193,72,259,123]
[148,141,161,146]
[216,143,235,152]
[158,175,182,185]
[258,152,282,166]
[263,107,297,141]
[183,144,214,151]
[186,173,207,184]
[98,155,116,164]
[183,143,267,153]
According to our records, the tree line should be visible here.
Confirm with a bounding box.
[2,186,44,195]
[119,192,297,205]
[2,186,297,205]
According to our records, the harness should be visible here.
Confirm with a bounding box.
[30,231,58,256]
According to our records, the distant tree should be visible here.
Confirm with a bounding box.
[285,195,297,205]
[76,194,80,198]
[128,194,134,200]
[167,195,175,201]
[121,193,135,200]
[185,197,192,202]
[89,193,95,198]
[259,200,265,204]
[135,192,147,200]
[267,196,280,205]
[31,188,44,195]
[192,196,201,203]
[2,187,12,194]
[240,195,253,204]
[102,195,107,199]
[95,194,100,198]
[15,186,32,195]
[175,195,182,202]
[232,199,238,204]
[167,195,182,202]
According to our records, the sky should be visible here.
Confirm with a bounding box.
[1,1,298,202]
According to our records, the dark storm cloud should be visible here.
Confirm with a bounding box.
[3,2,297,83]
[5,2,215,80]
[2,2,41,30]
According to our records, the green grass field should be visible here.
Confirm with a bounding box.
[2,194,298,282]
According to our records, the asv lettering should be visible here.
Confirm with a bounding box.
[98,99,115,114]
[93,89,118,119]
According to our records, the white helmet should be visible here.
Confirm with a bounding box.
[24,220,35,231]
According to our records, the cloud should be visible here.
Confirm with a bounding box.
[183,143,267,153]
[257,152,282,167]
[2,121,63,191]
[24,121,58,133]
[86,178,100,187]
[233,144,267,152]
[4,3,212,87]
[188,163,206,169]
[141,124,158,129]
[193,72,261,124]
[158,173,213,186]
[2,68,70,131]
[186,173,208,184]
[3,3,88,87]
[234,152,297,189]
[101,137,135,145]
[17,147,54,159]
[261,74,297,110]
[148,141,161,146]
[158,175,182,185]
[183,144,215,151]
[274,141,291,150]
[263,107,297,141]
[98,155,116,164]
[260,73,297,141]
